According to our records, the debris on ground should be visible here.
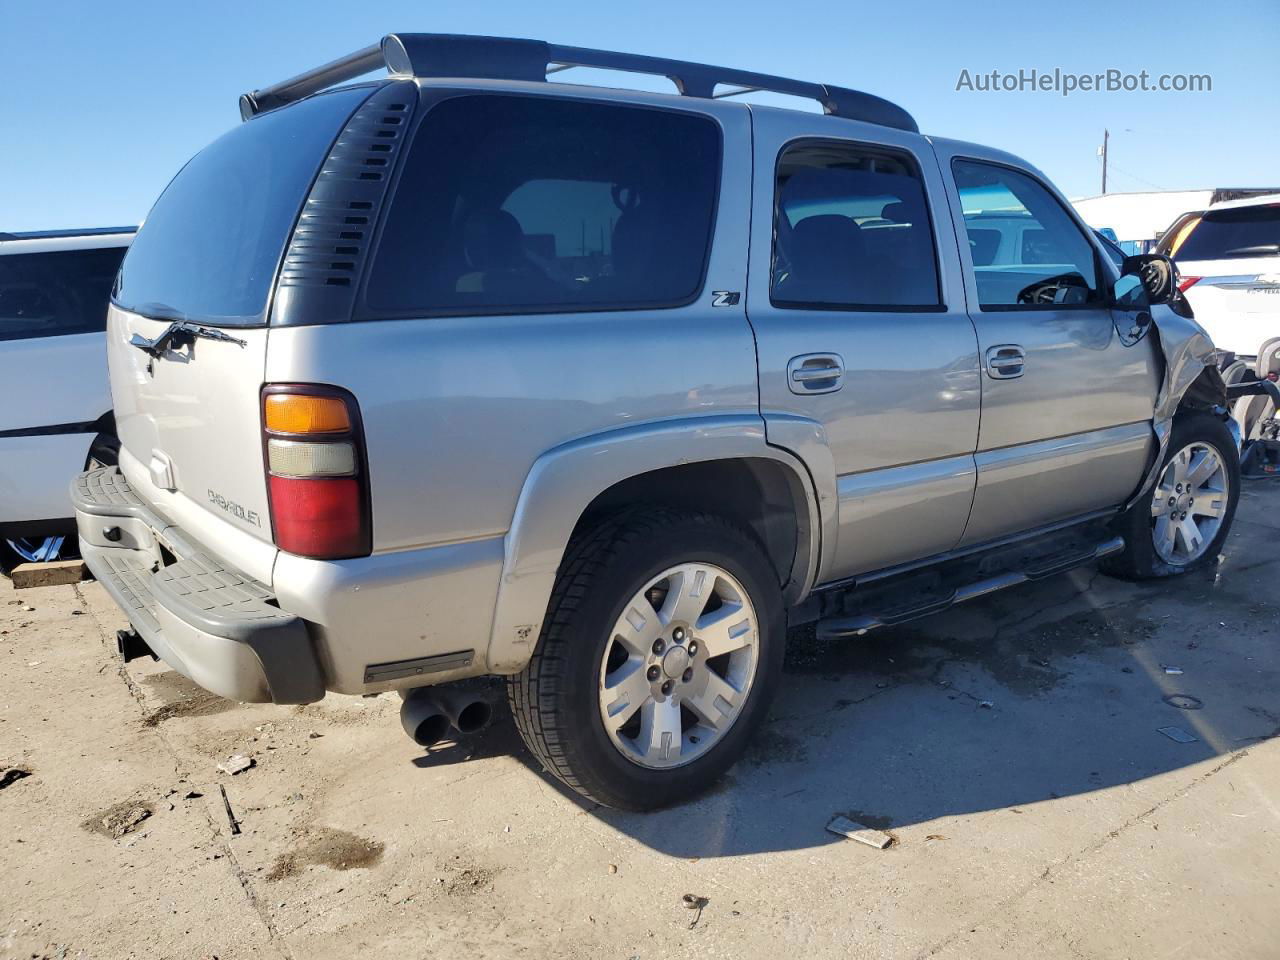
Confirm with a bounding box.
[1157,725,1199,744]
[1162,665,1184,675]
[977,700,994,709]
[216,754,254,776]
[925,834,947,841]
[826,815,895,849]
[87,801,152,839]
[9,560,87,589]
[1163,694,1204,710]
[0,765,33,790]
[682,894,710,929]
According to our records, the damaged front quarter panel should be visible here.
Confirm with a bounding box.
[1125,303,1228,510]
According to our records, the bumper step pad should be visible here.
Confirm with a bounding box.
[73,467,323,704]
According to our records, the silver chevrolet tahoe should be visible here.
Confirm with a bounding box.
[75,33,1241,810]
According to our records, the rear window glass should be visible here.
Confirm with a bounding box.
[1174,204,1280,262]
[113,88,367,326]
[771,142,941,310]
[0,246,127,341]
[365,95,720,315]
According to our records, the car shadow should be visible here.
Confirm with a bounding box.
[412,484,1280,858]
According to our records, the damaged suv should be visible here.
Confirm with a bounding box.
[77,34,1245,810]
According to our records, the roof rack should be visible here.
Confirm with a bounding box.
[239,33,918,133]
[0,225,136,241]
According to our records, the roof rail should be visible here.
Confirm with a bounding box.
[239,33,918,133]
[0,225,136,241]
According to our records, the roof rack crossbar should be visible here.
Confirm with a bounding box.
[239,33,918,133]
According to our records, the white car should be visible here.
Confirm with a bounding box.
[0,227,133,565]
[1172,194,1280,359]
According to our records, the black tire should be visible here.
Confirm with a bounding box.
[86,432,120,469]
[507,508,785,811]
[1104,411,1240,579]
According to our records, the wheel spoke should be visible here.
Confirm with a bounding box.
[660,566,713,627]
[602,660,651,731]
[1186,449,1220,488]
[685,670,741,730]
[637,696,682,763]
[1175,516,1203,556]
[695,603,753,658]
[1151,490,1172,517]
[1192,496,1225,519]
[1169,448,1190,486]
[614,596,663,655]
[1154,515,1176,550]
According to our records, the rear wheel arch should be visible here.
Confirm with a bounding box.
[571,457,816,601]
[485,420,823,673]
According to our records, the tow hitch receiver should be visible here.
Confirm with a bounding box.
[116,628,157,664]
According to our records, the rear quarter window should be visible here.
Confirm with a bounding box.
[364,95,721,316]
[1175,204,1280,262]
[0,246,126,341]
[113,87,369,326]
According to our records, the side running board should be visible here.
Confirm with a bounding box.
[815,535,1124,640]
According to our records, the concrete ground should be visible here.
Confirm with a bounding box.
[2,483,1278,960]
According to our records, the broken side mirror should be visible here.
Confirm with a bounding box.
[1119,253,1177,305]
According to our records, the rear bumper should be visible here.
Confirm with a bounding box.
[72,467,324,704]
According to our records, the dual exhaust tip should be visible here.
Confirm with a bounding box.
[399,686,493,746]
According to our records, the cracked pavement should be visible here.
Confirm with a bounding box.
[2,480,1278,959]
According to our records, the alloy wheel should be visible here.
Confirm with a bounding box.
[597,562,760,769]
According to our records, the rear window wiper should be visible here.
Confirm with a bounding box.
[128,310,247,358]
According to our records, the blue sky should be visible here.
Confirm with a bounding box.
[2,0,1276,231]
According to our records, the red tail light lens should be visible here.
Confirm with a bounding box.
[1178,276,1201,292]
[262,385,370,560]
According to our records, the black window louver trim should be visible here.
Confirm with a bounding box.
[271,82,417,325]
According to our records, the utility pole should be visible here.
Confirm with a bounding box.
[1100,128,1109,194]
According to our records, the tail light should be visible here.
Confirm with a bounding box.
[1178,276,1201,292]
[261,385,370,559]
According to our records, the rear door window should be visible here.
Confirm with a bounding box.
[1174,204,1280,261]
[952,159,1100,309]
[0,246,126,341]
[771,141,941,309]
[364,95,721,315]
[113,87,368,326]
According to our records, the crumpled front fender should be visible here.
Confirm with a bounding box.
[1126,305,1224,509]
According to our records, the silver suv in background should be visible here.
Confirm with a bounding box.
[1,226,132,566]
[76,35,1241,809]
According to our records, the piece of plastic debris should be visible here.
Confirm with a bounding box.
[1163,694,1203,711]
[216,754,254,775]
[607,864,618,874]
[308,731,323,739]
[1157,725,1198,744]
[826,815,894,849]
[977,700,994,709]
[1162,665,1184,676]
[925,834,947,841]
[682,894,709,910]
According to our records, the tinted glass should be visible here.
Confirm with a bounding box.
[114,88,367,326]
[953,159,1099,309]
[366,95,720,314]
[1174,204,1280,261]
[771,143,940,309]
[0,246,126,341]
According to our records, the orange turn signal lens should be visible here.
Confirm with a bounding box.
[264,394,351,435]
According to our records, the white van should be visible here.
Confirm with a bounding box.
[0,227,133,565]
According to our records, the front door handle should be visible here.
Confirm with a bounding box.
[985,345,1026,379]
[788,353,845,394]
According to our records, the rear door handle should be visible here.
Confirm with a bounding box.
[788,353,845,394]
[985,345,1026,379]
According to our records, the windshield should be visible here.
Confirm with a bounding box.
[1174,203,1280,262]
[113,87,368,326]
